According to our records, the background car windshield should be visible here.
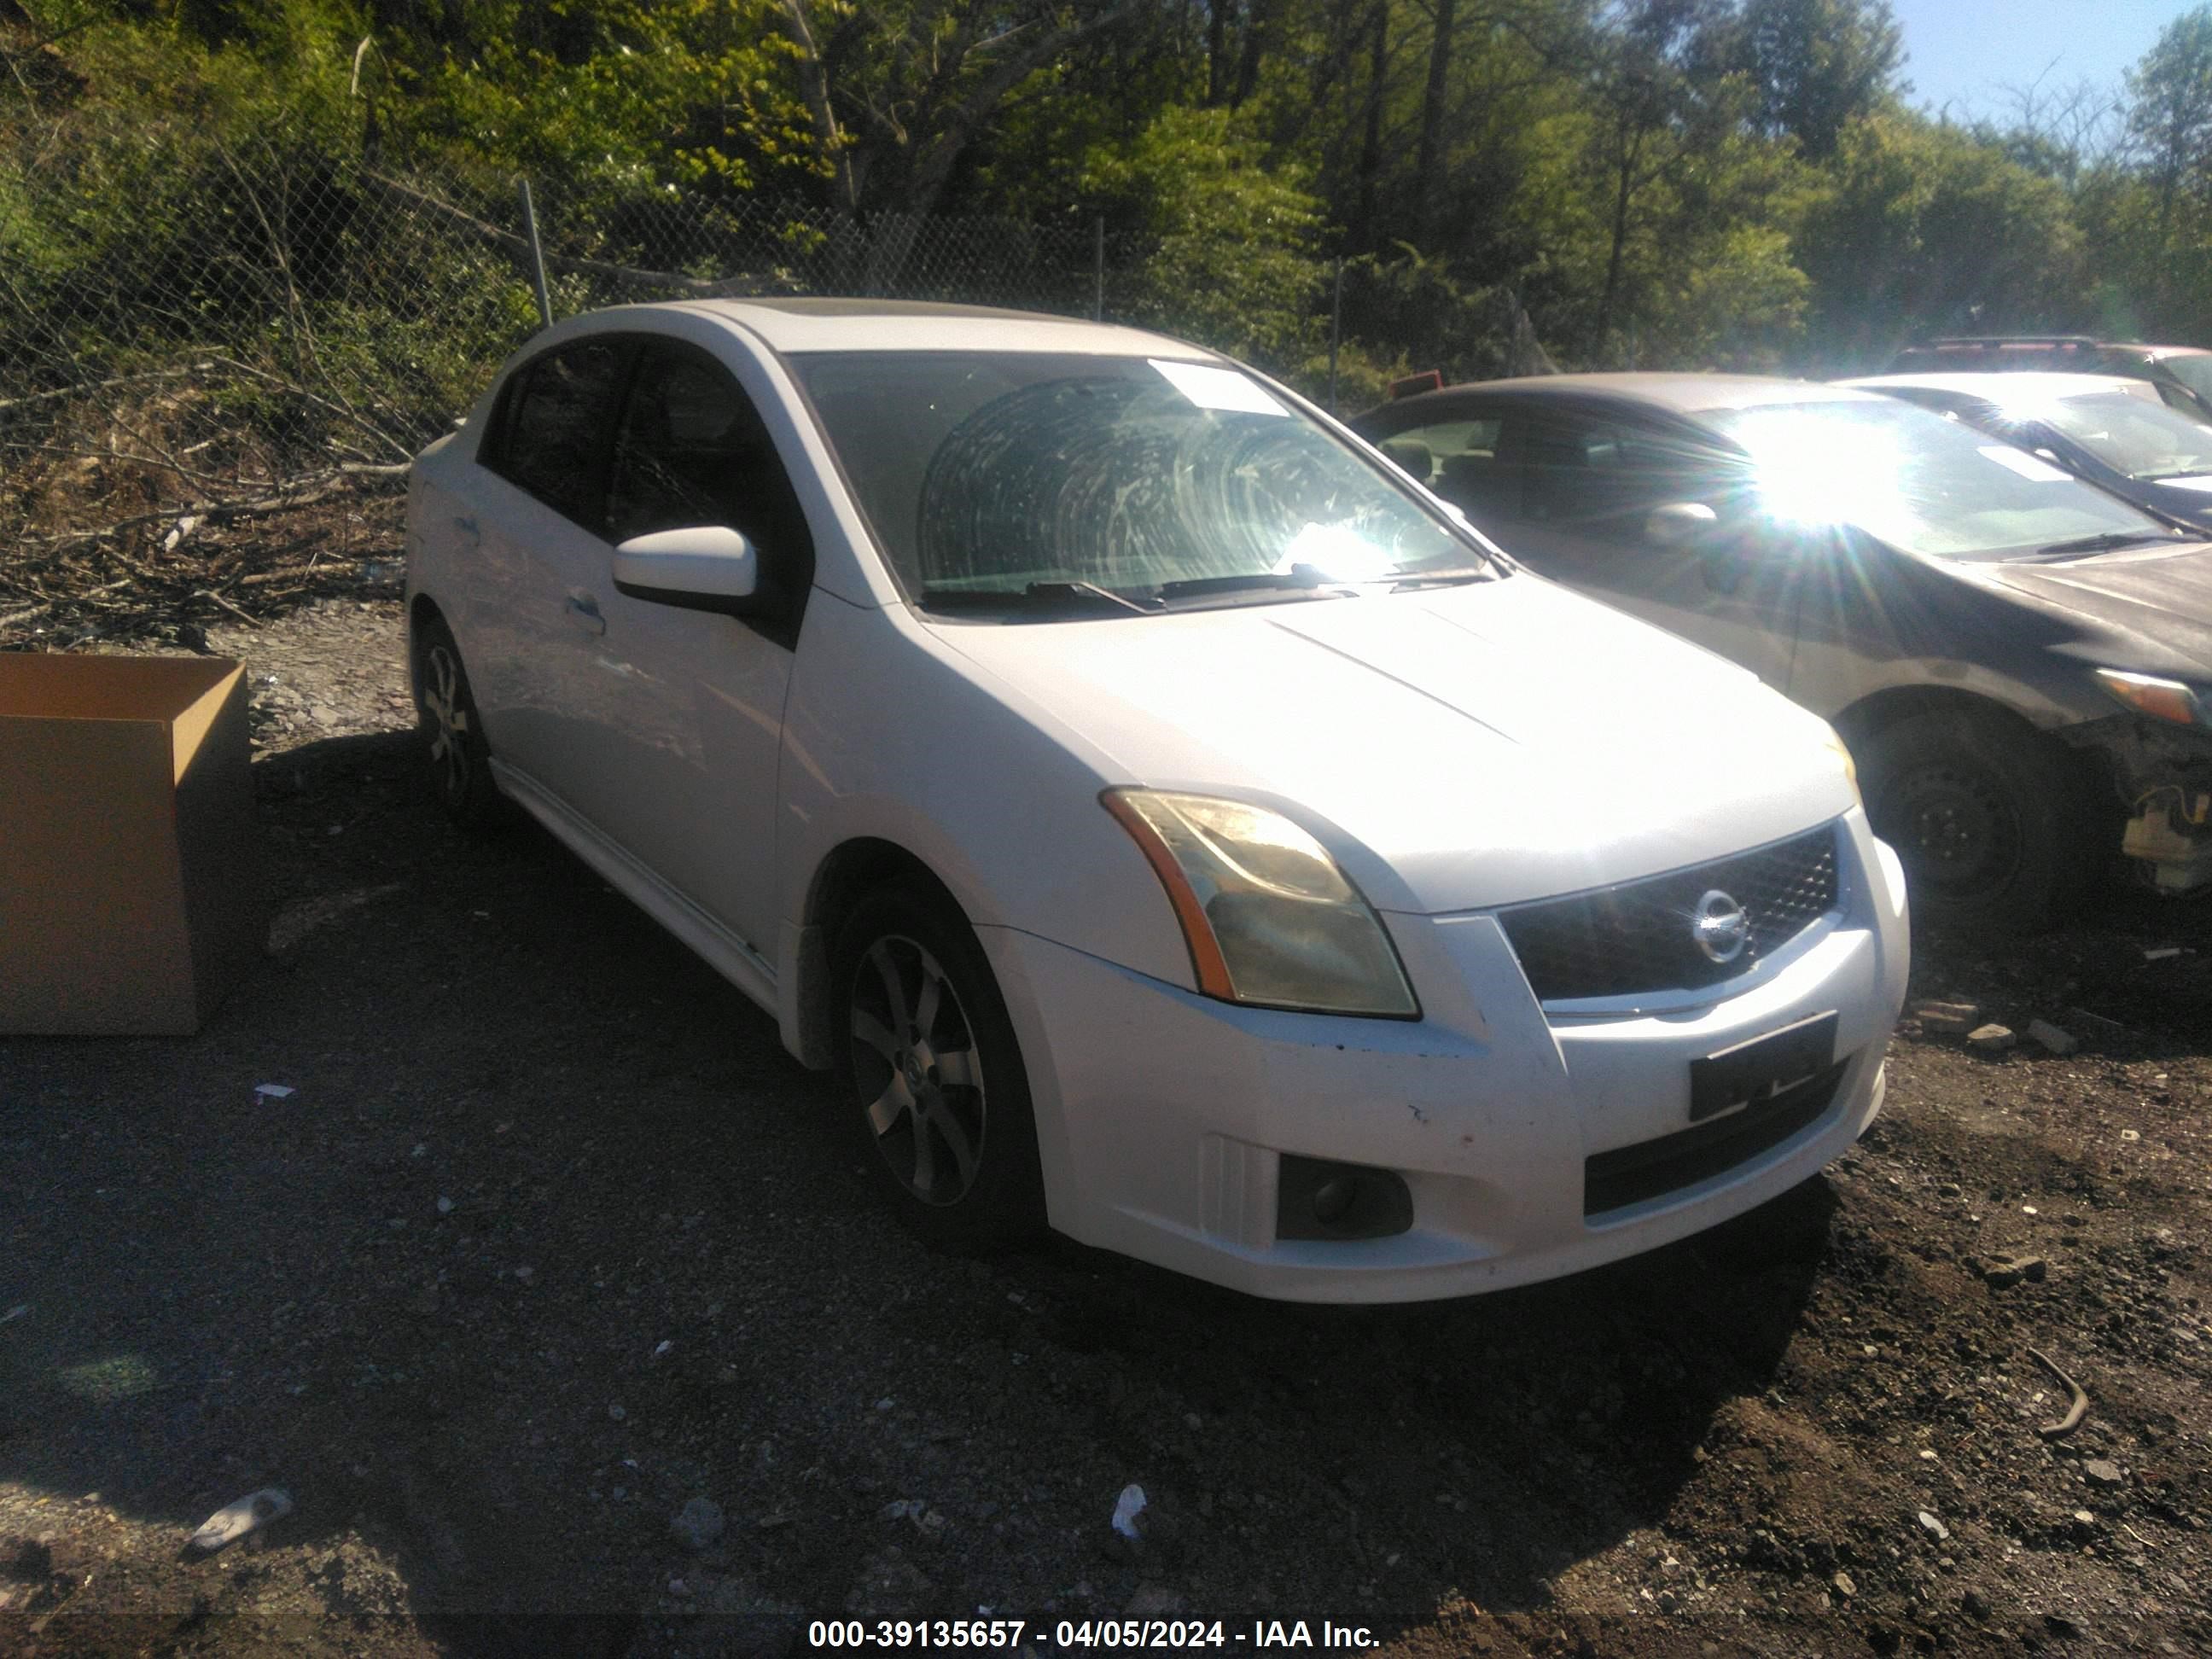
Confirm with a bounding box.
[794,352,1475,597]
[2157,356,2212,405]
[2040,391,2212,480]
[1705,398,2160,560]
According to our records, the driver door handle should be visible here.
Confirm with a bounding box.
[565,591,607,636]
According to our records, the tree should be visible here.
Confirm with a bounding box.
[774,0,1145,220]
[1729,0,1901,160]
[1796,111,2085,366]
[2127,3,2212,228]
[1080,102,1326,368]
[1579,0,1734,354]
[1984,65,2123,191]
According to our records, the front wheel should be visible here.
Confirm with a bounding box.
[1858,708,2094,931]
[830,882,1046,1250]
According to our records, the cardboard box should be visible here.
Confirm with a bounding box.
[0,654,265,1034]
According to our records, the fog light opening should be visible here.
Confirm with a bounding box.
[1276,1155,1414,1243]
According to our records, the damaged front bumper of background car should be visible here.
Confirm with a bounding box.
[2069,699,2212,892]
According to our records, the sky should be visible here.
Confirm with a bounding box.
[1890,0,2195,120]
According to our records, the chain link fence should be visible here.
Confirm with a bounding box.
[0,54,1563,649]
[0,94,1162,643]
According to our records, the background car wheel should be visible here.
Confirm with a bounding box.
[1859,708,2094,931]
[411,614,504,830]
[831,881,1046,1251]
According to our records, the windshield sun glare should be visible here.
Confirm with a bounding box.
[794,350,1479,608]
[1708,399,2164,561]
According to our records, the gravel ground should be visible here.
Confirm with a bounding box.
[2,597,2207,1659]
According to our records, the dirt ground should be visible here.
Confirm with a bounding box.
[2,596,2207,1659]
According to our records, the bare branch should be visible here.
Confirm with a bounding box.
[360,172,772,297]
[0,364,214,415]
[777,0,860,214]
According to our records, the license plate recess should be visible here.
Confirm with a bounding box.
[1689,1011,1838,1123]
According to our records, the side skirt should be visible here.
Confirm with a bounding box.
[488,758,781,1017]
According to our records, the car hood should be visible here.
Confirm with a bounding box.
[930,575,1855,915]
[1977,540,2212,676]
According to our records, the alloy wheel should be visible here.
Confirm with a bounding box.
[847,934,987,1207]
[421,643,474,804]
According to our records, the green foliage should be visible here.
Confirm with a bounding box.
[1726,0,1903,160]
[10,0,2212,433]
[356,0,818,208]
[1081,104,1327,370]
[1795,111,2086,367]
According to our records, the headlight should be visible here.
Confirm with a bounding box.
[2095,668,2210,728]
[1100,789,1418,1017]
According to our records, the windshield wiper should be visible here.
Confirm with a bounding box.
[918,580,1161,616]
[1155,566,1330,600]
[1382,566,1494,590]
[1151,563,1365,607]
[2033,530,2186,557]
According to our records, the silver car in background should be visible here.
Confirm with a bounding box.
[1841,370,2212,533]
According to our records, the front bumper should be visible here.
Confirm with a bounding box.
[984,809,1910,1303]
[2072,714,2212,892]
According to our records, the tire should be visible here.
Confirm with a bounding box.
[1858,707,2094,931]
[411,614,505,830]
[830,880,1047,1251]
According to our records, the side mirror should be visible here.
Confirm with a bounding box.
[613,526,760,615]
[1645,501,1719,547]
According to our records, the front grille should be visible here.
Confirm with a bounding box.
[1498,825,1838,1004]
[1584,1058,1849,1216]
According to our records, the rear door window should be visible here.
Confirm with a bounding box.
[486,338,631,531]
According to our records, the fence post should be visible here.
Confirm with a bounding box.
[517,178,554,330]
[1093,216,1105,322]
[1327,256,1344,413]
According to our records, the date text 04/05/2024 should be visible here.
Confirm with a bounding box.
[804,1619,1378,1650]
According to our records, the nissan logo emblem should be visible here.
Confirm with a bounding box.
[1691,889,1751,964]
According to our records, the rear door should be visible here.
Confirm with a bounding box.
[467,334,637,807]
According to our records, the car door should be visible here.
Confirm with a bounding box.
[584,338,816,958]
[1492,407,1802,690]
[466,334,636,808]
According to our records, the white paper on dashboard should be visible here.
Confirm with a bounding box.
[1150,358,1289,416]
[1978,445,2073,482]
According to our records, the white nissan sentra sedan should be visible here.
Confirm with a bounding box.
[405,299,1909,1303]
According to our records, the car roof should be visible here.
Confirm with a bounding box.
[1375,372,1888,422]
[1840,371,2159,403]
[645,297,1214,359]
[1894,336,2209,361]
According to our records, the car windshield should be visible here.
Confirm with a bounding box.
[2036,391,2212,480]
[792,351,1481,607]
[2155,353,2212,405]
[1703,398,2165,560]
